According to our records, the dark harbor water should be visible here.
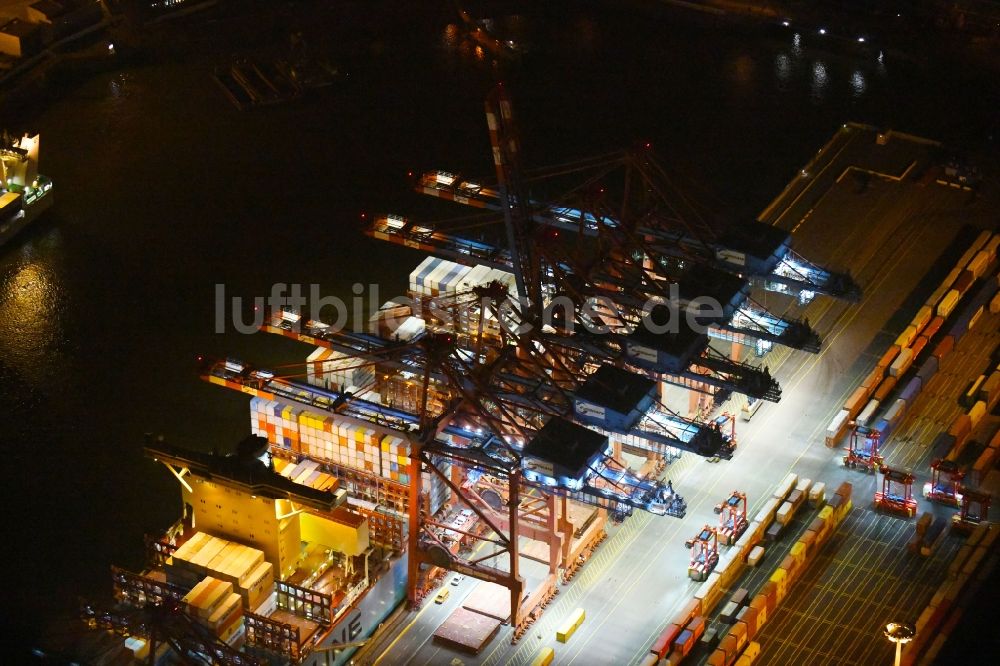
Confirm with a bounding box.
[1,0,998,657]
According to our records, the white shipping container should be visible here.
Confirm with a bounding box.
[857,399,880,427]
[409,256,443,293]
[773,473,798,501]
[826,409,850,438]
[423,260,458,295]
[885,398,906,424]
[458,264,494,290]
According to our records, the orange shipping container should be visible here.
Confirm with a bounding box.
[718,635,739,662]
[948,414,971,442]
[911,335,929,359]
[730,621,749,651]
[878,345,900,372]
[874,376,897,402]
[844,386,869,419]
[707,649,727,666]
[861,366,884,390]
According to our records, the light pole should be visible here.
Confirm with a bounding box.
[884,621,916,666]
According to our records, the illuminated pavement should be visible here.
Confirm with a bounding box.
[360,127,995,666]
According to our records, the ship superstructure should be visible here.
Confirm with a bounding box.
[0,131,53,247]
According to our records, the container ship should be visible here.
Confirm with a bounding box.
[0,131,53,249]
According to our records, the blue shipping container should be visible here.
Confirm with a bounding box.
[917,356,938,384]
[874,418,892,440]
[931,431,956,458]
[900,377,922,403]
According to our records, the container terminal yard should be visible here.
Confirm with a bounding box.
[72,88,1000,666]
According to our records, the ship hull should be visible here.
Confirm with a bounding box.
[0,190,53,249]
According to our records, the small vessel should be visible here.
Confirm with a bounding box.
[0,131,53,249]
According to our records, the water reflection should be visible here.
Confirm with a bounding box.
[441,23,460,49]
[850,70,867,97]
[775,53,791,83]
[731,53,754,86]
[792,33,801,55]
[811,61,828,103]
[0,257,62,382]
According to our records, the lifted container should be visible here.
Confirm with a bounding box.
[874,466,917,518]
[686,526,720,581]
[844,424,883,472]
[951,486,991,535]
[714,491,749,546]
[922,459,964,508]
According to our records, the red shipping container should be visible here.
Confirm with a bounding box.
[686,615,706,642]
[953,270,974,296]
[911,335,929,359]
[651,623,682,659]
[675,598,701,626]
[740,605,760,639]
[780,554,797,579]
[761,582,778,613]
[924,315,945,340]
[933,335,955,359]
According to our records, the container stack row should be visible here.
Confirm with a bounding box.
[251,397,412,484]
[826,230,999,447]
[167,532,275,614]
[306,346,375,393]
[901,523,1000,666]
[181,575,245,645]
[704,482,853,666]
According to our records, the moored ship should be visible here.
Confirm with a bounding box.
[0,131,53,249]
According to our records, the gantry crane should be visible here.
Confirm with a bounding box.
[714,491,748,546]
[685,525,720,581]
[951,486,991,534]
[845,424,883,472]
[373,86,830,358]
[874,466,917,518]
[367,211,821,355]
[414,158,861,305]
[923,459,964,507]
